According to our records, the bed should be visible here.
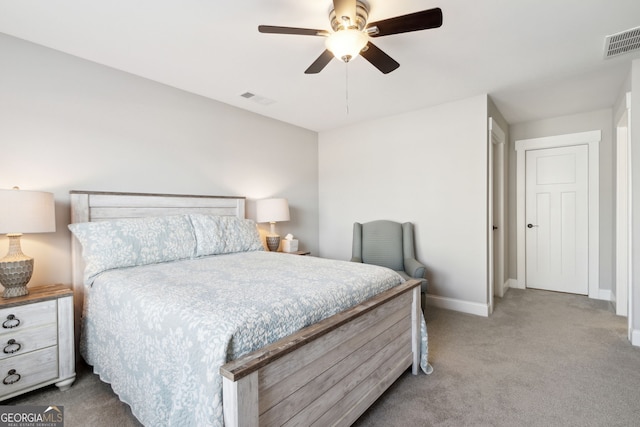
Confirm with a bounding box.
[69,191,430,427]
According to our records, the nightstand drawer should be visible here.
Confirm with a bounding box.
[0,324,57,361]
[0,346,58,396]
[0,300,57,333]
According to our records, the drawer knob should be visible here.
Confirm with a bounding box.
[2,315,20,329]
[3,369,21,385]
[3,339,21,354]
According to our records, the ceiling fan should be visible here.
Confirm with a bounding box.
[258,0,443,74]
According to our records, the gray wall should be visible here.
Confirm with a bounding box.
[318,95,491,315]
[508,109,615,294]
[0,34,319,287]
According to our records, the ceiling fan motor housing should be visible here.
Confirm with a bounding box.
[329,0,369,31]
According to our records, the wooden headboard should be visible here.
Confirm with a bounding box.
[69,190,246,346]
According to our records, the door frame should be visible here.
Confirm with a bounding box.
[515,130,600,299]
[488,118,506,314]
[616,92,631,318]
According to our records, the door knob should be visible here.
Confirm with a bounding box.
[527,223,538,228]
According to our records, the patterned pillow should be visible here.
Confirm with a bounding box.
[189,214,264,257]
[69,215,196,284]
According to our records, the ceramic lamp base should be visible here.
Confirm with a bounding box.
[0,235,33,298]
[266,235,281,252]
[0,259,33,298]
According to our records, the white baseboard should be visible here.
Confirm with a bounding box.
[425,294,489,317]
[508,278,525,290]
[424,283,615,319]
[494,279,510,297]
[597,289,613,302]
[632,329,640,347]
[502,279,613,302]
[506,278,520,290]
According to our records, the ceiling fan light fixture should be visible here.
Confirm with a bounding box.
[325,29,368,62]
[259,4,442,74]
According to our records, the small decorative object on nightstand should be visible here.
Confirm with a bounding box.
[282,233,299,253]
[0,187,56,298]
[256,198,290,251]
[0,284,75,401]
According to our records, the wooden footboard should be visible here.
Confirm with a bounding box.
[220,279,422,427]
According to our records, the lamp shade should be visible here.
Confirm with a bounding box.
[0,188,56,234]
[255,198,290,223]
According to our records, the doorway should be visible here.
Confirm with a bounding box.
[515,131,600,297]
[488,118,506,314]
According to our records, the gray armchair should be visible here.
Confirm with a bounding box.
[351,220,428,293]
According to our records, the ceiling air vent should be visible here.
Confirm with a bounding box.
[239,92,275,106]
[604,26,640,59]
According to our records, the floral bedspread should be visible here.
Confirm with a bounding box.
[81,251,429,427]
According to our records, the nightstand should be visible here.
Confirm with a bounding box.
[284,250,311,255]
[0,284,75,401]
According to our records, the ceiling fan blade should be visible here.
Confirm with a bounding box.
[305,50,334,74]
[360,42,400,74]
[258,25,329,37]
[333,0,357,26]
[367,7,443,37]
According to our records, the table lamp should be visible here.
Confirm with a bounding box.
[256,198,290,251]
[0,187,56,298]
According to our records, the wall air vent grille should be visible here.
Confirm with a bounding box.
[604,26,640,58]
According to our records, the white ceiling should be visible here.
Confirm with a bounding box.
[1,0,639,132]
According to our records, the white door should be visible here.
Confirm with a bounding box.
[525,145,588,294]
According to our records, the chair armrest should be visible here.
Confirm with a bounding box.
[404,257,426,279]
[351,256,363,263]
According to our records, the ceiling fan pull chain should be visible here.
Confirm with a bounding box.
[345,63,350,115]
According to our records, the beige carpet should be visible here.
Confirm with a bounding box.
[6,288,640,426]
[355,288,640,427]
